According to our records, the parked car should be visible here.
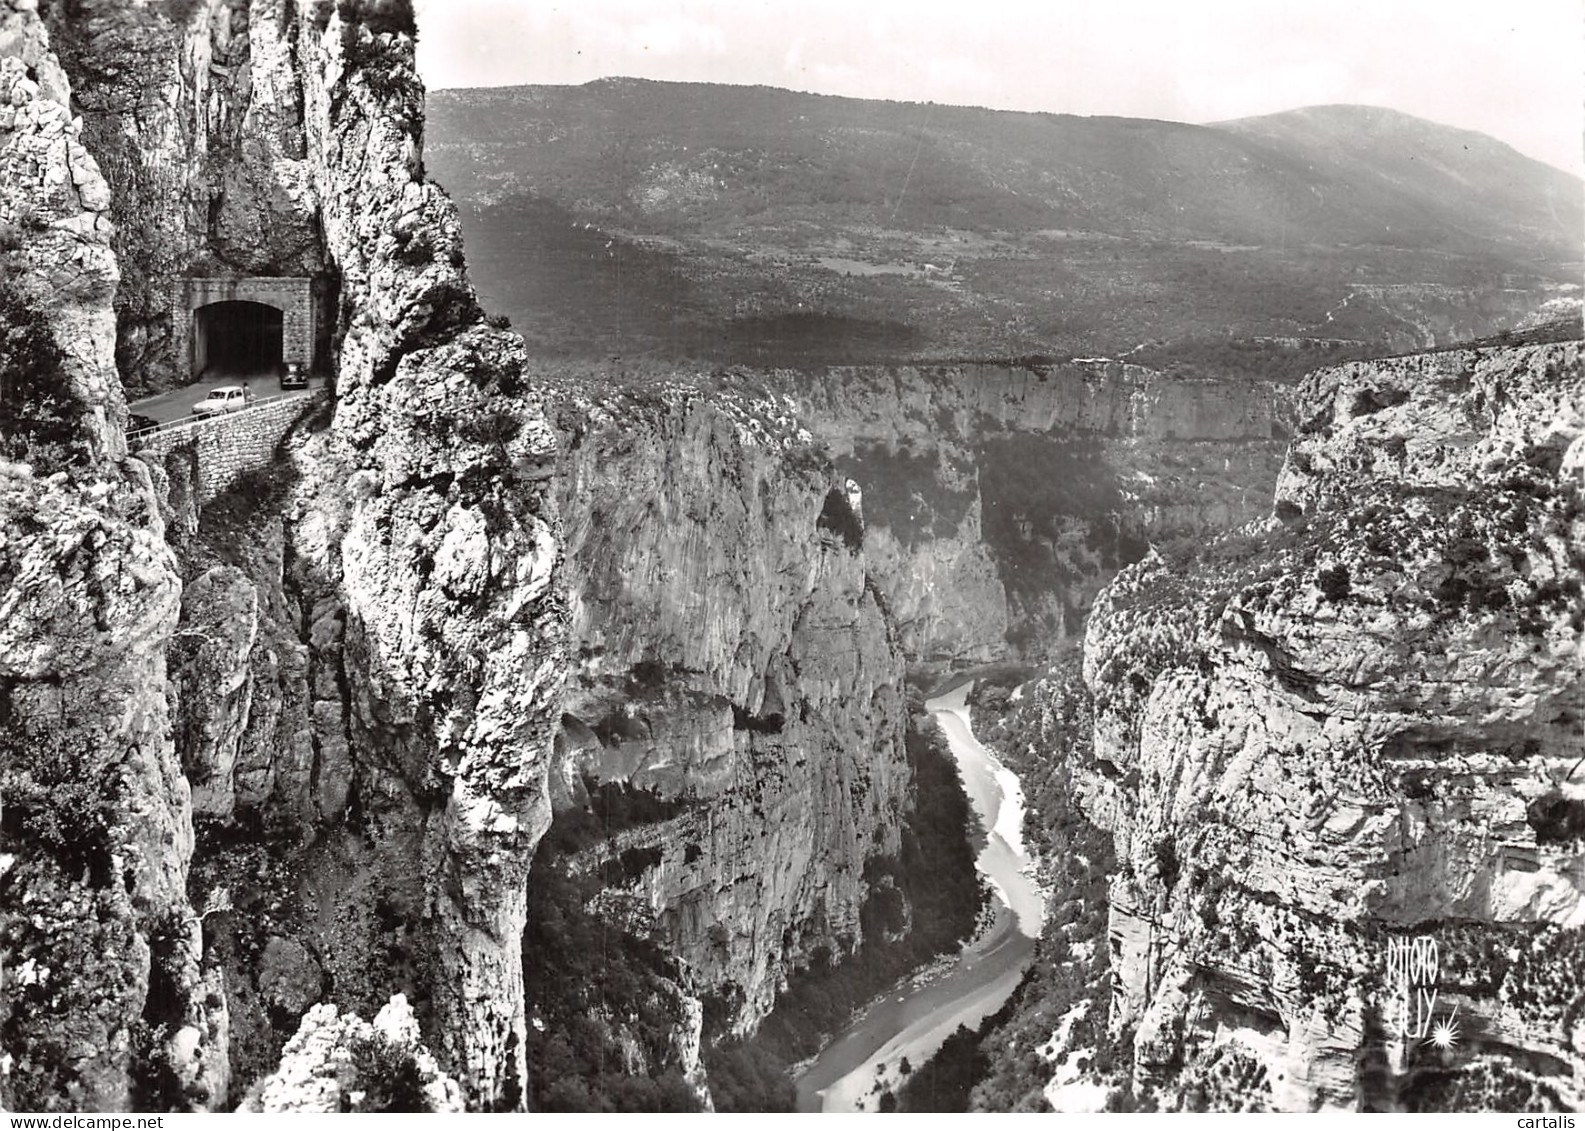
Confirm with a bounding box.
[279,362,308,390]
[127,413,159,433]
[191,385,254,416]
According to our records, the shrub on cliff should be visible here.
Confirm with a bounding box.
[333,0,423,106]
[1525,792,1585,845]
[161,0,205,24]
[1316,564,1351,601]
[1404,1060,1566,1112]
[346,1032,429,1112]
[816,486,863,551]
[0,688,146,1111]
[966,682,1013,717]
[0,712,119,883]
[1154,838,1181,894]
[1349,385,1411,417]
[0,865,143,1112]
[897,1023,991,1112]
[241,997,463,1112]
[704,1042,796,1112]
[0,279,92,472]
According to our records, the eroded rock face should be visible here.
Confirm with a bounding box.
[283,8,566,1108]
[0,0,122,453]
[0,466,199,1111]
[1076,341,1584,1110]
[779,362,1294,662]
[174,566,260,818]
[0,3,199,1110]
[4,0,917,1112]
[43,0,325,393]
[165,6,566,1109]
[7,0,570,1111]
[552,382,908,1030]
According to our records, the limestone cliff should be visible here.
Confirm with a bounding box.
[1058,340,1584,1110]
[549,378,908,1031]
[780,361,1293,663]
[5,0,921,1112]
[0,0,121,453]
[5,0,568,1112]
[291,12,567,1105]
[0,461,193,1110]
[43,0,326,393]
[1,1,194,1111]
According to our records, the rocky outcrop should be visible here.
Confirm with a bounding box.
[291,8,568,1099]
[551,381,908,1030]
[6,0,571,1112]
[43,0,324,393]
[174,566,260,818]
[0,2,203,1111]
[2,0,935,1114]
[1072,340,1584,1110]
[149,4,569,1109]
[239,995,463,1113]
[0,457,203,1112]
[859,499,1009,664]
[0,0,122,454]
[779,361,1293,661]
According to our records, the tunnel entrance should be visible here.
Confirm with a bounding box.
[192,300,284,379]
[176,276,317,382]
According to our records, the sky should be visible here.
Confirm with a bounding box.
[412,0,1585,177]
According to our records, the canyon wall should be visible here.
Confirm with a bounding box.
[6,0,569,1111]
[781,362,1293,663]
[549,380,909,1031]
[6,0,917,1111]
[186,1,568,1108]
[0,1,195,1112]
[1054,340,1584,1110]
[19,0,1576,1116]
[43,0,325,393]
[0,0,122,452]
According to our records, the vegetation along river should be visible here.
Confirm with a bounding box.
[795,682,1045,1112]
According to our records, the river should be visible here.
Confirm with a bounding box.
[793,682,1044,1112]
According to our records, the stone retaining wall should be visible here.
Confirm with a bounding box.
[132,390,325,503]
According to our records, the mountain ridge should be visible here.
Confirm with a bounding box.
[1210,101,1581,177]
[435,79,1577,178]
[425,79,1581,366]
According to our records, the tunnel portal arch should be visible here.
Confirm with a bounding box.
[192,300,284,378]
[174,276,315,379]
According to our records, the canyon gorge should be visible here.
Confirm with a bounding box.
[955,337,1584,1112]
[0,0,1581,1116]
